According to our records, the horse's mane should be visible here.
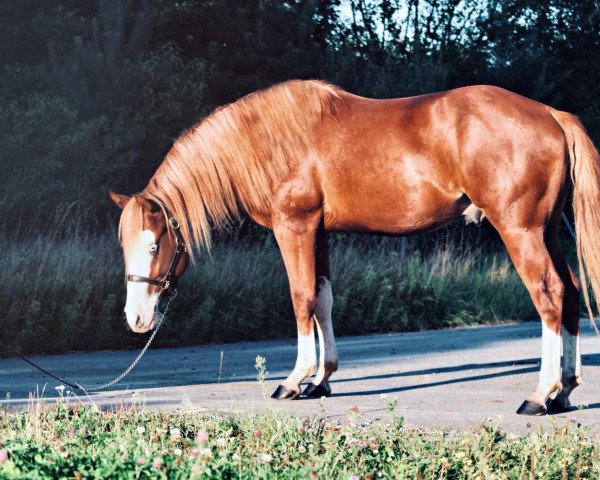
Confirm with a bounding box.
[119,79,341,258]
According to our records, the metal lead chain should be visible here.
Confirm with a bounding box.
[21,291,177,394]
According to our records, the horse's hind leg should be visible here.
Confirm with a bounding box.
[303,230,339,398]
[547,243,582,412]
[499,227,564,415]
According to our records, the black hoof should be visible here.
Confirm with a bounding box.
[302,381,332,398]
[516,400,547,416]
[271,385,300,400]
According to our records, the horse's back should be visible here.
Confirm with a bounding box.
[312,85,568,234]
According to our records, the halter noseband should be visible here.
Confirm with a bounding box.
[126,206,187,293]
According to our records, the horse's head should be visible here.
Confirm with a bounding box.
[110,192,189,333]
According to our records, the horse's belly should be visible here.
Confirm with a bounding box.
[322,178,469,235]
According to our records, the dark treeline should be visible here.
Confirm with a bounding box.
[1,0,599,228]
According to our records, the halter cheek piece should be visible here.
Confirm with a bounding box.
[126,210,187,294]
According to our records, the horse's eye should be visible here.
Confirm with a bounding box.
[149,243,158,255]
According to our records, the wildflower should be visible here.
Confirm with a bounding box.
[298,426,306,434]
[144,448,152,457]
[201,448,212,460]
[174,448,183,457]
[195,431,209,443]
[152,457,163,469]
[121,452,128,460]
[368,437,378,449]
[79,427,88,435]
[137,426,146,435]
[310,472,318,479]
[137,457,145,465]
[349,476,360,480]
[253,429,262,437]
[298,445,306,454]
[189,447,199,458]
[170,427,181,439]
[257,453,273,463]
[67,428,75,438]
[0,450,7,464]
[380,393,388,400]
[55,385,65,394]
[217,437,227,447]
[61,451,71,458]
[307,428,315,435]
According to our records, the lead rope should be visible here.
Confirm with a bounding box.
[20,290,177,394]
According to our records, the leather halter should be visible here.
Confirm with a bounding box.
[126,207,187,293]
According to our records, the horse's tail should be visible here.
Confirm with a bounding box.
[550,109,600,333]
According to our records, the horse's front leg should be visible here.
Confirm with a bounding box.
[271,214,320,400]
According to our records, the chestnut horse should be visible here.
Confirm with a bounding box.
[110,80,600,416]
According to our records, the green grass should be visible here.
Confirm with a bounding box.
[0,397,598,479]
[0,212,539,356]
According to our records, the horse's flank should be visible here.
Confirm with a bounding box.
[134,80,341,255]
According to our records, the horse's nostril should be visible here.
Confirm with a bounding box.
[135,315,143,328]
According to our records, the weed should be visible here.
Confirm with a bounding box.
[0,399,598,479]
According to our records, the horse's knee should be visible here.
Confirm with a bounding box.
[291,290,317,330]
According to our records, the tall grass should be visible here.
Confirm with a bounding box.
[0,211,537,356]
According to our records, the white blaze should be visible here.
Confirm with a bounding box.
[124,229,160,332]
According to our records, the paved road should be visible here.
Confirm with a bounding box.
[2,322,599,432]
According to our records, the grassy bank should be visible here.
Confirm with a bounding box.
[0,213,538,356]
[0,398,597,479]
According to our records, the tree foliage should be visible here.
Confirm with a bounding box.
[1,0,600,224]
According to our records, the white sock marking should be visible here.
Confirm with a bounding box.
[313,278,338,385]
[538,322,561,397]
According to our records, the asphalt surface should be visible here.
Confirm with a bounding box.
[2,322,600,432]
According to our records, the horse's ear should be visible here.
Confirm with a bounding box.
[134,195,160,214]
[109,191,131,210]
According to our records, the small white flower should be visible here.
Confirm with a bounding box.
[173,448,182,457]
[55,385,65,394]
[380,393,388,400]
[170,427,181,439]
[257,453,273,463]
[216,437,227,447]
[201,448,212,459]
[137,426,146,435]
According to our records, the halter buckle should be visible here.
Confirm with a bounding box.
[169,217,180,229]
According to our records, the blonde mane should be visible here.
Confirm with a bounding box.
[121,80,340,257]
